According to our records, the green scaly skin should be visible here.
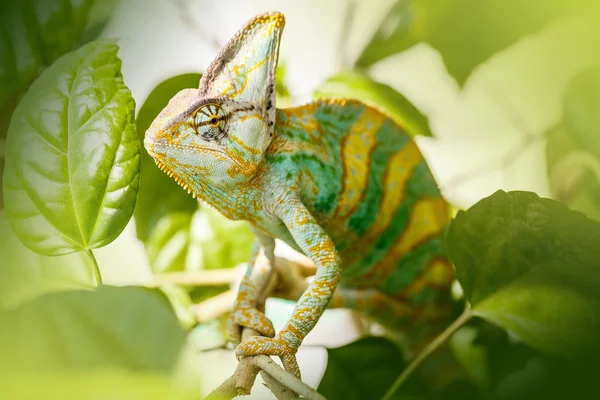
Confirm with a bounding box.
[144,11,455,380]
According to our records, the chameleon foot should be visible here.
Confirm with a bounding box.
[236,335,301,378]
[228,306,275,348]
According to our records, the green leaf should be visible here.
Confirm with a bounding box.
[563,68,600,159]
[314,72,433,137]
[356,0,418,68]
[3,41,140,256]
[0,286,186,372]
[0,368,196,400]
[135,73,201,243]
[0,213,94,308]
[446,190,600,358]
[0,0,106,111]
[319,337,408,400]
[410,0,594,85]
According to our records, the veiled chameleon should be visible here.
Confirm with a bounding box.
[144,11,455,379]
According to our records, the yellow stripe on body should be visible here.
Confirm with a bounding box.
[361,197,449,284]
[334,107,386,218]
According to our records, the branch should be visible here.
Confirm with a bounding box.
[192,289,236,323]
[204,328,325,400]
[149,269,238,287]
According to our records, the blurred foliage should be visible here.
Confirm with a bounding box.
[358,0,600,85]
[3,41,140,256]
[315,71,432,137]
[0,214,94,308]
[0,368,196,400]
[0,286,185,372]
[447,190,600,358]
[547,68,600,221]
[319,337,410,400]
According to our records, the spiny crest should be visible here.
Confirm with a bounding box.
[154,158,198,199]
[199,11,284,135]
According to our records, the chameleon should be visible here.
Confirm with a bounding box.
[144,11,456,380]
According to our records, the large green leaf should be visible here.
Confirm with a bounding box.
[355,0,418,68]
[0,286,186,371]
[409,0,594,85]
[3,41,140,256]
[0,368,195,400]
[446,190,600,358]
[319,337,408,400]
[135,73,201,243]
[314,72,433,137]
[0,213,94,308]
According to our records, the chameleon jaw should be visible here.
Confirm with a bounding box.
[152,158,199,200]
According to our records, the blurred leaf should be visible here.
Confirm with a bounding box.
[410,0,595,85]
[135,73,201,243]
[159,284,196,330]
[356,0,417,68]
[145,212,193,274]
[563,68,600,158]
[315,72,433,137]
[195,206,253,270]
[275,61,291,102]
[0,214,94,308]
[319,337,408,400]
[546,123,600,221]
[3,41,140,256]
[145,206,253,274]
[0,0,106,111]
[0,286,186,371]
[0,368,195,399]
[447,190,600,358]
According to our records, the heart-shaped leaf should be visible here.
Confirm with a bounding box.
[3,40,140,256]
[0,285,186,371]
[314,72,433,137]
[446,190,600,358]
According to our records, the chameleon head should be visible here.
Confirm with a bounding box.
[144,11,284,198]
[144,89,271,192]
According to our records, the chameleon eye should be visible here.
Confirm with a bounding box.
[193,103,227,140]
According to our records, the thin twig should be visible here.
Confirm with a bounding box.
[192,289,236,323]
[204,328,325,400]
[149,269,238,287]
[86,250,103,286]
[382,308,473,400]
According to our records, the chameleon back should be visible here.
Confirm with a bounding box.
[271,99,455,332]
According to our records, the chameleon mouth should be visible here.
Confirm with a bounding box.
[145,140,246,171]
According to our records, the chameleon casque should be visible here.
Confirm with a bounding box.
[145,12,455,380]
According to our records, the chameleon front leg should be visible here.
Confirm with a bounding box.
[236,199,342,378]
[229,230,277,348]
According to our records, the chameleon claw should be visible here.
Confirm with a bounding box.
[236,335,301,378]
[228,306,275,348]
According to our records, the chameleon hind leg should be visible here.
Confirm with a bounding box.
[236,200,342,378]
[229,231,277,348]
